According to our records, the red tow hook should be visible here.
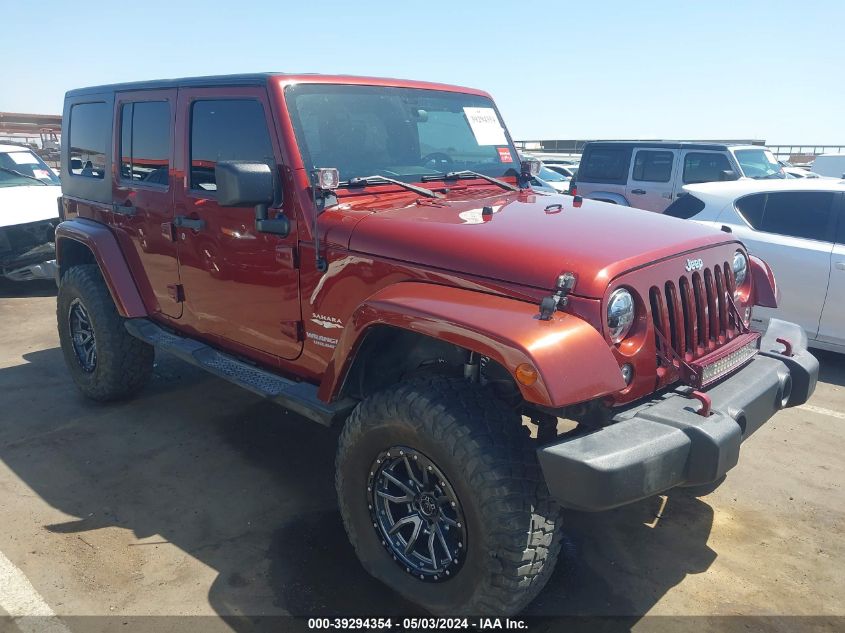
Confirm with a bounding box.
[687,390,712,417]
[776,337,794,357]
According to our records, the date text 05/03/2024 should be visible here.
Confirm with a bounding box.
[306,617,528,629]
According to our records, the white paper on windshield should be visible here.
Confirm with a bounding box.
[9,152,39,165]
[463,107,507,146]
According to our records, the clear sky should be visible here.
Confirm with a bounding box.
[2,0,842,144]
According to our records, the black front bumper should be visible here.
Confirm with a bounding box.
[537,319,819,511]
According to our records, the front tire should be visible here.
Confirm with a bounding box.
[57,265,154,401]
[336,373,562,615]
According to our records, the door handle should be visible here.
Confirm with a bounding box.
[174,215,206,231]
[112,200,135,215]
[836,261,845,271]
[630,189,646,195]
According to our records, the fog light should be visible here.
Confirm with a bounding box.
[515,363,538,386]
[621,363,634,385]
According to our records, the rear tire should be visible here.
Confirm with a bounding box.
[57,264,154,401]
[336,373,562,615]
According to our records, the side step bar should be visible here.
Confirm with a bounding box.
[124,318,356,426]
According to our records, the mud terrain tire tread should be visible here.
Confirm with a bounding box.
[57,264,153,401]
[336,372,562,616]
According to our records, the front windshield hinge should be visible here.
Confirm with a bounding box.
[538,273,576,321]
[311,168,340,273]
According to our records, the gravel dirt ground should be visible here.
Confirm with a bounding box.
[0,279,843,632]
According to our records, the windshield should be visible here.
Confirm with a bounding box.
[0,150,60,187]
[285,84,520,185]
[734,149,785,179]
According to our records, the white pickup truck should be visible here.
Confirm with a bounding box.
[0,144,61,282]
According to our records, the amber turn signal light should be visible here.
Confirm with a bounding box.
[515,363,538,386]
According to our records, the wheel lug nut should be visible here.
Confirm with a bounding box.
[456,522,462,528]
[427,466,432,471]
[413,455,418,460]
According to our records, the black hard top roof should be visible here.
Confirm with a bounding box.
[64,73,283,96]
[583,140,755,152]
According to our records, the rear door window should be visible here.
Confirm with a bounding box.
[632,150,673,182]
[759,192,835,241]
[120,101,170,186]
[682,152,733,184]
[189,99,275,192]
[579,147,631,184]
[738,191,835,241]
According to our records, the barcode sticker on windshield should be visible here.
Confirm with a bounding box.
[463,107,507,146]
[9,152,39,165]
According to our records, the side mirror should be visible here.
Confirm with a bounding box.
[215,161,275,207]
[215,161,289,236]
[719,169,740,181]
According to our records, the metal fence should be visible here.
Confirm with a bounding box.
[514,140,844,165]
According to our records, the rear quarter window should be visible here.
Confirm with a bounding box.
[69,102,109,179]
[664,194,706,219]
[578,147,631,185]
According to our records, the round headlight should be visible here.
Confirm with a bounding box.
[733,251,748,289]
[607,288,635,344]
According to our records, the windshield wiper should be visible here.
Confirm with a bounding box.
[422,170,517,192]
[344,175,441,199]
[0,166,48,185]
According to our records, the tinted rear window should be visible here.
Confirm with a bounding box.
[120,101,170,185]
[664,194,706,219]
[579,147,630,184]
[737,191,835,241]
[69,102,109,179]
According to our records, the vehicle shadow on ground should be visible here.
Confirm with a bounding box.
[814,349,845,388]
[0,278,57,298]
[0,347,720,626]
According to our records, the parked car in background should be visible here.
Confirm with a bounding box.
[544,162,578,179]
[665,179,845,352]
[780,160,822,179]
[535,165,570,192]
[571,141,785,212]
[812,154,845,179]
[0,144,61,282]
[518,153,571,192]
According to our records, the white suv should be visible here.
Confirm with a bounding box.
[572,141,785,213]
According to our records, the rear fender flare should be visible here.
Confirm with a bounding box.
[319,283,625,407]
[584,192,629,206]
[55,219,147,318]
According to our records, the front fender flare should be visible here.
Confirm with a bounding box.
[750,255,778,308]
[55,218,147,317]
[320,283,625,407]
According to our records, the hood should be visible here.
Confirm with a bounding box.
[343,188,735,298]
[0,184,61,229]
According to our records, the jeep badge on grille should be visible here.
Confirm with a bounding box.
[685,258,704,272]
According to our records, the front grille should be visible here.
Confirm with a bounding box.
[649,261,738,364]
